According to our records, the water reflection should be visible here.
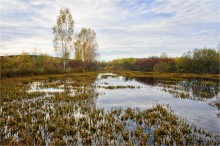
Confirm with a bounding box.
[189,80,219,99]
[134,77,158,86]
[13,73,220,135]
[134,77,219,100]
[96,73,220,134]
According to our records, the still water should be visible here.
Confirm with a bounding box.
[26,73,219,135]
[95,73,219,134]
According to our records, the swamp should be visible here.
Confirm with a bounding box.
[1,71,219,145]
[1,1,220,145]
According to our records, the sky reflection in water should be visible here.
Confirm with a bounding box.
[95,74,220,134]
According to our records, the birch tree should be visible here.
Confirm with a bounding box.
[52,8,74,70]
[74,28,99,62]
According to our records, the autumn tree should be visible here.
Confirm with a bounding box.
[74,28,99,62]
[52,8,74,70]
[176,48,219,73]
[192,48,219,73]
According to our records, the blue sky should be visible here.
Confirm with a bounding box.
[0,0,219,61]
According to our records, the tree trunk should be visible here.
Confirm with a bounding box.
[63,43,67,71]
[63,59,66,71]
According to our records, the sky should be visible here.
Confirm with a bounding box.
[0,0,219,61]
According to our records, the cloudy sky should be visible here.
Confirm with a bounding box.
[0,0,219,61]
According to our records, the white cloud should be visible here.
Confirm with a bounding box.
[0,0,219,60]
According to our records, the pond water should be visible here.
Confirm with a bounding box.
[95,73,220,134]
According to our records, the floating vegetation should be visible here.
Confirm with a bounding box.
[99,73,118,79]
[96,85,140,89]
[216,102,220,109]
[159,79,219,102]
[1,72,219,145]
[209,101,220,110]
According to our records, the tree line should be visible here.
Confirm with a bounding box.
[0,52,103,78]
[1,47,219,78]
[108,48,219,74]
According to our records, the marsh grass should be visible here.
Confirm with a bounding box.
[96,85,140,89]
[1,71,219,145]
[112,69,220,80]
[100,74,118,79]
[159,79,219,104]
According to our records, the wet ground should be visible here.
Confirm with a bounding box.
[1,72,219,145]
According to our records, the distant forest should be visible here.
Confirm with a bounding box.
[108,48,219,74]
[1,48,219,78]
